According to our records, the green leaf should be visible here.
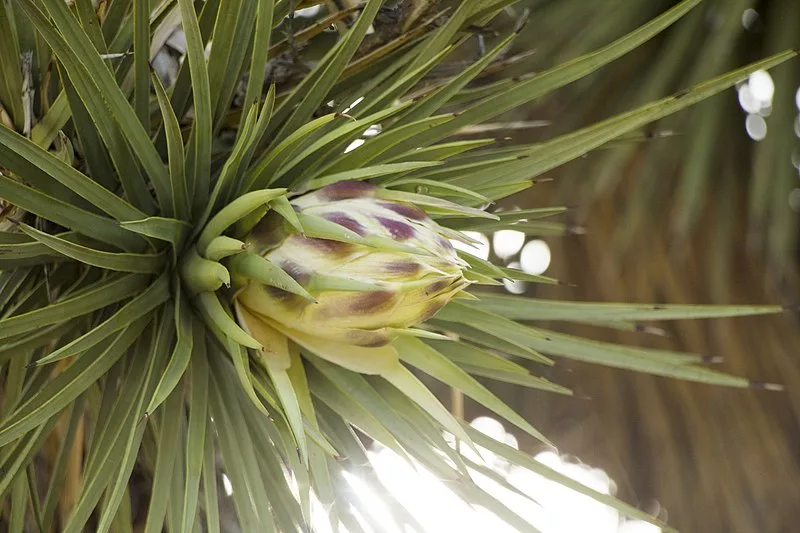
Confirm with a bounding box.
[398,33,517,127]
[305,353,465,479]
[274,102,415,188]
[305,364,407,460]
[41,399,84,533]
[132,0,150,126]
[0,317,149,448]
[269,0,384,144]
[152,73,187,219]
[0,412,59,499]
[518,327,759,387]
[120,217,191,250]
[95,309,170,533]
[435,302,555,363]
[304,161,442,191]
[177,0,213,213]
[467,292,784,321]
[0,118,144,222]
[73,0,107,52]
[285,350,333,524]
[35,274,170,365]
[239,0,275,128]
[180,336,208,533]
[201,420,221,533]
[367,377,472,478]
[30,92,71,149]
[143,385,185,533]
[198,105,260,228]
[354,46,455,120]
[396,0,704,151]
[60,75,118,192]
[0,231,75,268]
[146,287,194,414]
[429,340,571,395]
[429,319,551,362]
[195,188,286,254]
[208,361,277,531]
[402,1,476,73]
[324,116,454,174]
[0,1,24,130]
[262,362,309,466]
[20,0,163,213]
[17,223,166,274]
[0,273,150,341]
[388,178,491,204]
[396,336,549,444]
[0,174,147,252]
[207,0,257,130]
[64,325,159,533]
[243,113,340,194]
[451,50,799,190]
[384,139,496,164]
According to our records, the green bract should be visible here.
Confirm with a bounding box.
[0,1,792,532]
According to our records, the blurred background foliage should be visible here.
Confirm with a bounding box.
[451,1,800,532]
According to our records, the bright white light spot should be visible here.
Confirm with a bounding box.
[748,70,775,103]
[745,113,767,141]
[738,84,761,114]
[296,5,322,17]
[343,96,365,114]
[741,8,759,30]
[471,416,508,441]
[338,417,663,533]
[520,240,551,275]
[222,473,233,496]
[364,124,382,137]
[795,88,800,110]
[344,139,366,153]
[451,231,490,260]
[343,471,401,533]
[618,522,663,533]
[503,261,527,295]
[789,188,800,212]
[492,230,526,259]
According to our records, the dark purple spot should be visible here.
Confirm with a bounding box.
[280,261,310,285]
[347,330,390,347]
[376,216,415,241]
[425,279,450,296]
[248,213,288,249]
[385,261,422,276]
[380,202,427,221]
[437,236,454,251]
[319,180,376,201]
[418,300,446,322]
[349,291,396,315]
[322,212,367,236]
[266,286,296,304]
[361,338,390,348]
[298,236,355,257]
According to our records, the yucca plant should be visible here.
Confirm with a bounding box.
[0,1,794,531]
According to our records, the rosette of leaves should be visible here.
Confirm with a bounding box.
[0,1,793,532]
